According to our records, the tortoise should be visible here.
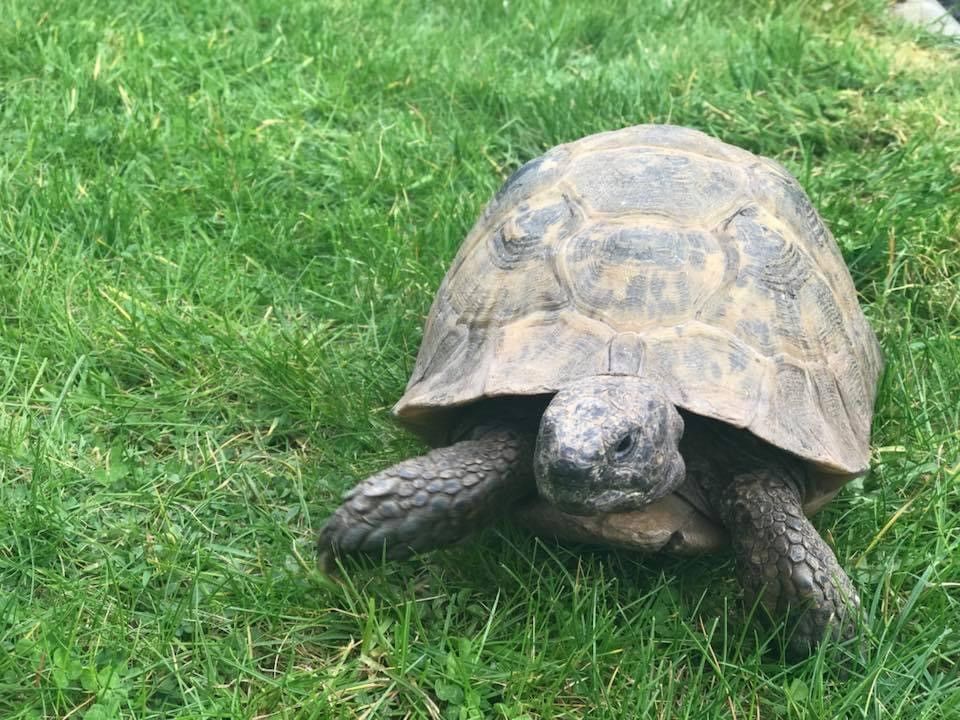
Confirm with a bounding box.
[319,124,883,655]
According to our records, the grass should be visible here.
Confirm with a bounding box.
[0,0,958,717]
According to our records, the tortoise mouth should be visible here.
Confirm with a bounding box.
[547,464,684,515]
[552,488,654,516]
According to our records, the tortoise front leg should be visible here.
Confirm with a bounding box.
[319,425,535,568]
[716,470,860,656]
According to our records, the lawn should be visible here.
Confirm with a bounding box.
[1,0,958,717]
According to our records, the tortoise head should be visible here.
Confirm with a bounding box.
[535,376,686,514]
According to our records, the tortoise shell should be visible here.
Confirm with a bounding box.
[392,125,883,551]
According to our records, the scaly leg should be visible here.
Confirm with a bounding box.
[319,425,534,568]
[716,470,860,656]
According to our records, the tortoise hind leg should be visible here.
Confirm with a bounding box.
[717,470,860,657]
[318,425,535,569]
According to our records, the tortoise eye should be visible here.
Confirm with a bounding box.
[614,433,636,460]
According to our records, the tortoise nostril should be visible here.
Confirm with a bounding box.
[551,457,587,487]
